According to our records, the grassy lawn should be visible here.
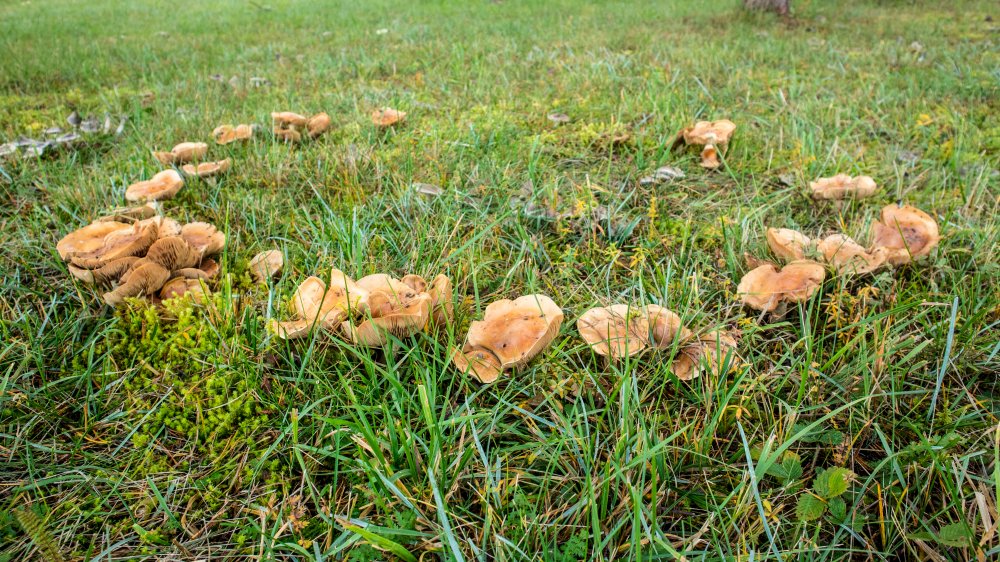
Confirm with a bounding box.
[1,0,999,559]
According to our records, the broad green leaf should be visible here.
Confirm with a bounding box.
[937,522,972,548]
[796,493,826,522]
[816,467,854,498]
[827,497,847,522]
[782,454,803,482]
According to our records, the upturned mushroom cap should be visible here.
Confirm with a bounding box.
[371,107,406,127]
[577,304,650,358]
[737,260,826,312]
[126,169,185,202]
[213,124,253,145]
[153,142,208,164]
[307,113,331,138]
[810,174,877,200]
[817,234,888,275]
[681,120,736,146]
[133,216,182,238]
[249,250,283,283]
[145,236,201,270]
[401,274,427,293]
[57,221,133,260]
[643,304,692,349]
[450,344,503,384]
[670,331,738,381]
[160,277,209,301]
[181,158,231,178]
[870,204,940,265]
[180,222,226,257]
[103,262,171,306]
[341,292,432,346]
[426,274,454,326]
[271,112,309,128]
[270,272,366,340]
[68,220,160,268]
[462,294,563,371]
[67,256,140,285]
[766,228,814,263]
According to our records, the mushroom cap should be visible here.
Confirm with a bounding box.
[870,204,940,265]
[766,228,814,263]
[810,174,878,200]
[464,294,563,369]
[291,276,350,327]
[249,250,283,283]
[169,142,208,163]
[68,220,160,268]
[213,124,253,145]
[126,169,185,202]
[671,331,738,381]
[341,292,432,346]
[57,221,133,260]
[103,261,171,306]
[268,318,316,340]
[371,107,407,127]
[644,304,692,349]
[145,236,201,270]
[271,112,309,128]
[180,222,226,257]
[576,304,650,358]
[133,216,182,238]
[737,260,826,312]
[181,158,231,178]
[400,274,427,293]
[160,277,208,301]
[426,274,454,326]
[450,344,503,384]
[682,120,736,146]
[307,112,331,138]
[817,234,888,275]
[272,128,302,142]
[198,257,220,279]
[67,256,140,286]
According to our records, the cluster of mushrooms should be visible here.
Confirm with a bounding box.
[737,173,940,312]
[56,205,225,305]
[270,112,331,142]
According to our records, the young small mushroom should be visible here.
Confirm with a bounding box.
[451,294,563,384]
[816,234,888,275]
[159,277,209,302]
[181,158,231,178]
[869,204,940,265]
[670,331,738,381]
[371,107,406,127]
[766,227,814,262]
[213,124,254,145]
[272,128,302,143]
[271,112,309,129]
[249,250,283,284]
[306,112,331,138]
[577,305,650,359]
[810,174,877,200]
[153,142,208,164]
[673,119,736,169]
[737,260,826,312]
[125,169,184,202]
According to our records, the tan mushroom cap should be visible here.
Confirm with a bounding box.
[342,292,432,347]
[68,220,160,268]
[817,234,888,275]
[737,260,826,312]
[134,216,182,238]
[766,228,814,263]
[270,270,367,340]
[450,344,503,384]
[681,120,737,146]
[810,174,877,200]
[426,274,454,326]
[57,221,133,260]
[870,204,940,265]
[153,142,208,165]
[271,112,309,128]
[68,256,140,285]
[103,262,171,306]
[272,128,302,142]
[307,112,331,138]
[670,331,738,381]
[577,304,650,358]
[198,257,220,279]
[160,277,209,301]
[644,304,692,349]
[213,124,253,145]
[126,169,185,203]
[181,158,231,178]
[249,250,283,283]
[371,107,407,127]
[180,222,226,257]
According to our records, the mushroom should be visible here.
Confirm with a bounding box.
[67,256,141,285]
[180,222,226,258]
[153,142,208,165]
[577,305,650,358]
[644,304,693,349]
[271,112,309,129]
[57,221,133,260]
[816,234,888,275]
[451,294,563,383]
[97,204,158,223]
[371,107,406,127]
[198,257,221,279]
[341,273,432,346]
[269,269,368,339]
[673,119,736,169]
[181,158,231,178]
[103,261,171,306]
[810,174,877,200]
[272,128,302,143]
[737,260,826,312]
[125,169,184,202]
[65,220,160,268]
[426,274,454,326]
[159,277,209,301]
[249,250,283,283]
[766,227,814,262]
[307,112,331,138]
[870,204,940,265]
[213,124,253,145]
[670,331,738,381]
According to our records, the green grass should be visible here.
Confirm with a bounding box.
[1,0,998,559]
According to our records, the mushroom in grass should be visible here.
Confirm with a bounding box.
[670,331,738,381]
[153,142,208,165]
[426,274,454,326]
[451,294,563,384]
[766,228,814,262]
[181,158,231,178]
[644,304,693,349]
[213,124,253,145]
[269,269,368,339]
[870,204,940,265]
[737,260,826,312]
[57,221,134,261]
[673,119,736,169]
[341,273,432,346]
[272,128,302,142]
[371,107,407,128]
[816,234,888,275]
[159,277,209,301]
[97,204,158,223]
[125,169,184,202]
[249,250,283,284]
[180,222,226,257]
[271,112,309,129]
[577,305,650,359]
[810,174,877,200]
[63,220,160,268]
[306,112,331,138]
[103,235,206,305]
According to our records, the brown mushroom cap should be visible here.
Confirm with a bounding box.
[103,262,171,306]
[198,257,220,279]
[97,204,158,223]
[737,260,826,312]
[271,112,309,128]
[681,120,736,146]
[400,274,427,293]
[371,107,407,127]
[213,124,253,145]
[160,277,208,301]
[272,128,302,142]
[450,344,503,384]
[180,222,226,257]
[341,292,432,347]
[133,216,182,238]
[181,158,231,178]
[307,112,331,138]
[644,304,692,349]
[126,169,185,203]
[57,221,133,260]
[426,274,454,326]
[145,236,201,270]
[817,234,888,275]
[870,204,940,265]
[154,142,208,164]
[577,304,650,358]
[766,228,814,263]
[249,250,283,283]
[68,220,160,268]
[810,174,877,200]
[671,331,738,381]
[68,256,140,285]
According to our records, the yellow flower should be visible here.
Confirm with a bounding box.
[916,114,934,126]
